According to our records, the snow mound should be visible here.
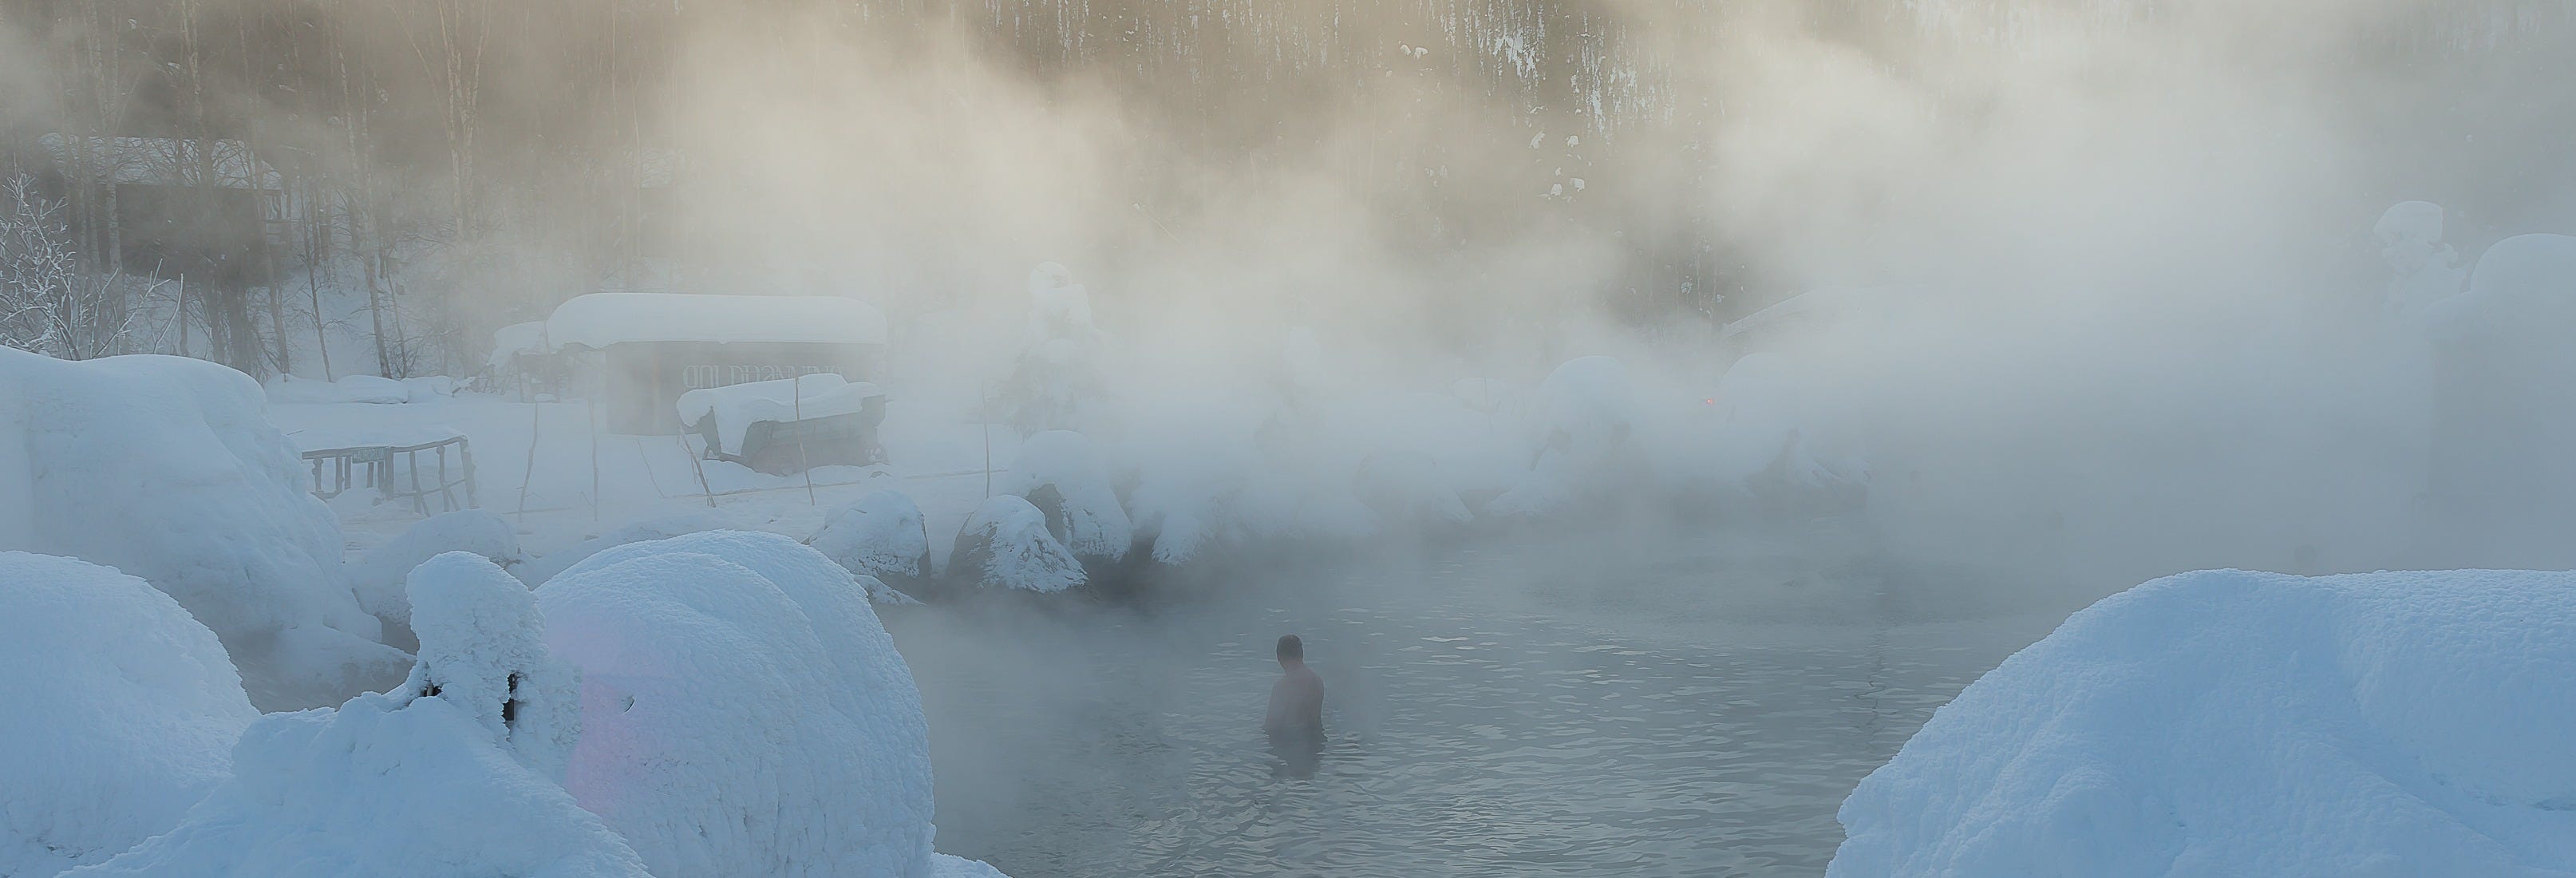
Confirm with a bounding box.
[950,495,1086,592]
[350,509,525,640]
[675,372,885,451]
[536,534,939,877]
[812,490,934,599]
[2426,233,2576,342]
[511,511,730,587]
[1831,568,2576,878]
[0,552,259,876]
[998,429,1133,562]
[79,553,647,878]
[0,349,405,711]
[399,553,581,780]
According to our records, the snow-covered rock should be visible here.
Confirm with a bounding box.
[0,552,259,876]
[349,509,525,644]
[511,511,729,587]
[950,495,1086,592]
[1831,568,2576,878]
[811,490,934,599]
[998,430,1133,562]
[78,553,649,878]
[0,348,405,711]
[535,532,942,876]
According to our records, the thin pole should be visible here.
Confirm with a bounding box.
[679,430,716,508]
[587,397,601,522]
[515,398,540,524]
[979,377,992,498]
[794,374,816,506]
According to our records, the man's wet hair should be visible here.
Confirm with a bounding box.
[1277,634,1303,661]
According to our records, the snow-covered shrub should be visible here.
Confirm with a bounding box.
[536,533,940,876]
[0,347,405,711]
[811,489,934,599]
[511,511,729,587]
[998,429,1133,563]
[80,553,648,878]
[0,552,259,876]
[349,508,525,645]
[1831,569,2576,877]
[2375,201,2465,318]
[950,495,1086,592]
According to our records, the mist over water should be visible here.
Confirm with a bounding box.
[892,518,2055,876]
[7,2,2576,873]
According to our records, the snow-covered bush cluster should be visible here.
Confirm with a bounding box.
[0,347,405,710]
[0,552,259,876]
[8,535,1007,877]
[1831,568,2576,877]
[938,334,1866,581]
[78,552,649,878]
[536,530,942,876]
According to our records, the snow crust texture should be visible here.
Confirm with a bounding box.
[999,429,1133,562]
[0,552,259,877]
[536,531,940,877]
[811,489,934,600]
[950,494,1086,592]
[0,348,403,711]
[1832,568,2576,878]
[77,552,650,878]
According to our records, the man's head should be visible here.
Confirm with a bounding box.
[1276,634,1304,666]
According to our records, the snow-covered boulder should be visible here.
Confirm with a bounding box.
[1831,568,2576,877]
[535,532,941,876]
[511,511,729,587]
[999,429,1133,563]
[811,490,934,599]
[79,553,648,878]
[0,552,259,876]
[0,349,405,711]
[950,495,1086,592]
[349,508,525,647]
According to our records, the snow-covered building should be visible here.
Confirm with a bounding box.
[539,292,889,433]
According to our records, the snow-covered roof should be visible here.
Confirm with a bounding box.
[676,373,884,451]
[543,293,888,351]
[38,134,283,190]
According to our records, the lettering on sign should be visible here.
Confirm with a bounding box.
[679,364,836,390]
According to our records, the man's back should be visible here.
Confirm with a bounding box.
[1265,664,1325,742]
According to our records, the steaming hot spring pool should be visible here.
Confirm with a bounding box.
[889,524,2056,876]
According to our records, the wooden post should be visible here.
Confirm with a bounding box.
[794,373,816,506]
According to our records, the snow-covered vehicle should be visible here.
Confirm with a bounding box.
[676,373,889,475]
